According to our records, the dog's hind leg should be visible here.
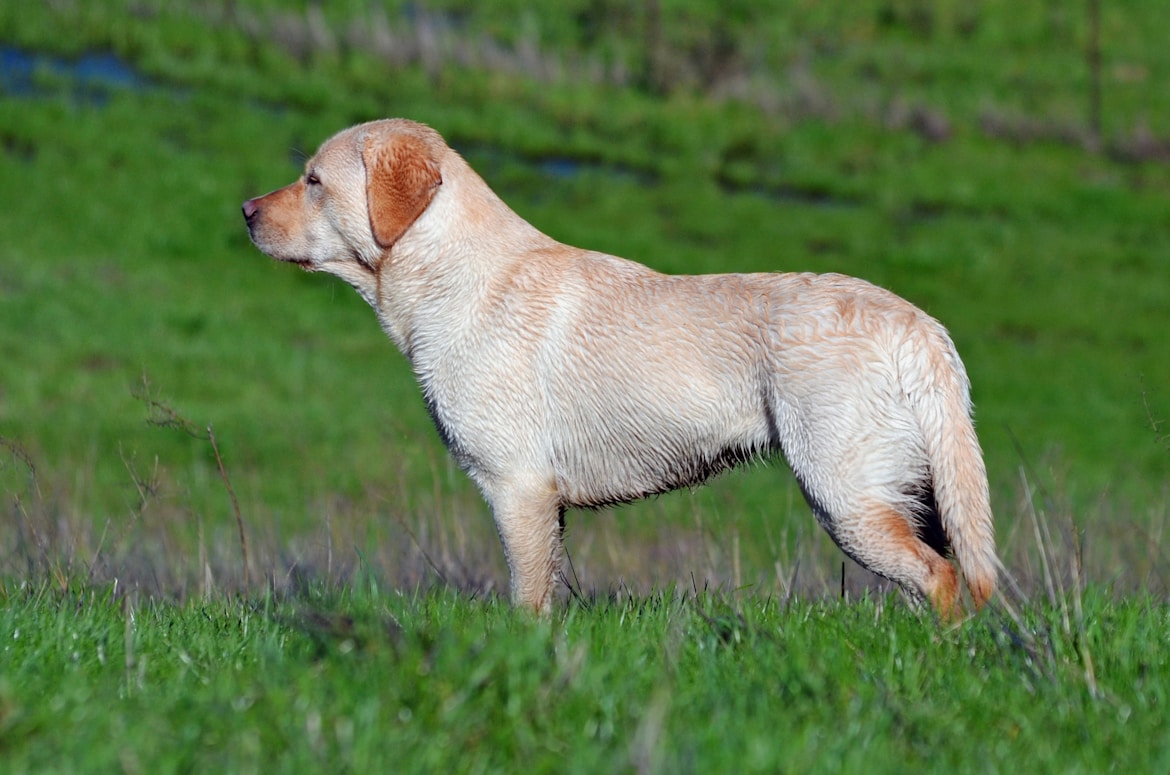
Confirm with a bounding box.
[827,499,960,619]
[771,379,961,616]
[486,478,564,614]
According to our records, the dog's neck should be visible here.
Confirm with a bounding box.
[368,157,561,365]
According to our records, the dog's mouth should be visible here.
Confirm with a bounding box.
[246,231,315,271]
[247,239,315,271]
[279,255,316,271]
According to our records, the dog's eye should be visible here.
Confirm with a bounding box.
[305,173,321,186]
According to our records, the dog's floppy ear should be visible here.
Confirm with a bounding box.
[363,131,442,249]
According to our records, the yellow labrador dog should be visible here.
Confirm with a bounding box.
[243,118,998,617]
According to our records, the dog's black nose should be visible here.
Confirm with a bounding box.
[242,198,259,222]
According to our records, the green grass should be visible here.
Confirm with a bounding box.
[2,582,1168,773]
[2,3,1170,770]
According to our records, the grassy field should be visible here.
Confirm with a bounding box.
[3,582,1169,773]
[2,1,1170,770]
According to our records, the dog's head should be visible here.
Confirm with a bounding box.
[242,119,444,276]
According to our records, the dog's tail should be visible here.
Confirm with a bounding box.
[906,324,999,609]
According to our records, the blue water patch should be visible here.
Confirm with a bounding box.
[539,158,582,179]
[0,47,146,101]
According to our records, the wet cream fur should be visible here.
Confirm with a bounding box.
[244,118,999,617]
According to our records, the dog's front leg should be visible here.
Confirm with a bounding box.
[486,479,564,614]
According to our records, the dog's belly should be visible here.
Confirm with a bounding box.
[537,275,781,507]
[548,388,775,508]
[554,440,768,508]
